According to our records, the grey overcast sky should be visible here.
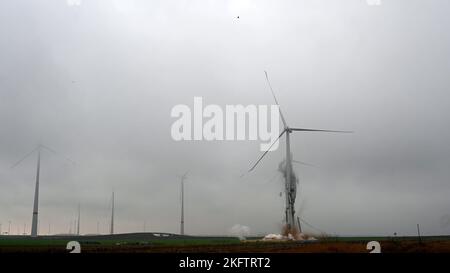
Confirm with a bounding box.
[1,0,450,236]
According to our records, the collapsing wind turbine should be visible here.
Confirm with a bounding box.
[248,71,352,234]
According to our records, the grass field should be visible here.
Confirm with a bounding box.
[1,233,450,253]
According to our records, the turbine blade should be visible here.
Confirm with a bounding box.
[290,128,353,133]
[264,71,287,128]
[292,160,315,167]
[297,198,307,216]
[40,145,76,165]
[248,129,286,172]
[298,216,327,235]
[10,147,39,169]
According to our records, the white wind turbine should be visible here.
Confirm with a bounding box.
[248,71,352,233]
[179,172,188,235]
[11,144,75,237]
[110,191,115,235]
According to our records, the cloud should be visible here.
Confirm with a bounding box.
[0,0,449,236]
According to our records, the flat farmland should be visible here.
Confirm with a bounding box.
[1,233,450,253]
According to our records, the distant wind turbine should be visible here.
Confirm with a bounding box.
[110,191,115,235]
[179,172,188,235]
[77,204,81,236]
[11,144,75,237]
[248,71,352,233]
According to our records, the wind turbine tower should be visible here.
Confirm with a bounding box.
[31,148,41,237]
[180,172,188,235]
[110,191,115,235]
[77,204,81,236]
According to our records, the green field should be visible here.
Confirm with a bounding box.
[0,233,241,249]
[1,233,450,253]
